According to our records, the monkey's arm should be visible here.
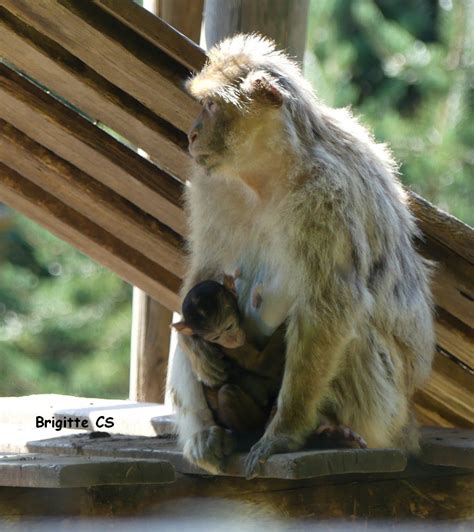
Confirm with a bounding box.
[223,324,286,379]
[245,300,358,478]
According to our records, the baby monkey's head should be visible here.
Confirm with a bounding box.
[172,277,246,349]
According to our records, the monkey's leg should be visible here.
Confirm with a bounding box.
[169,341,234,474]
[217,384,268,432]
[314,424,368,449]
[245,311,354,478]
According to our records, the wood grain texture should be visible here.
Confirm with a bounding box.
[203,0,310,62]
[0,9,190,179]
[1,0,200,132]
[0,122,186,278]
[409,191,474,265]
[0,163,181,311]
[0,454,175,488]
[0,63,187,236]
[94,0,206,71]
[26,433,408,480]
[130,289,173,404]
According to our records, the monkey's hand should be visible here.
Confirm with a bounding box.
[183,425,234,474]
[180,334,229,387]
[244,432,300,479]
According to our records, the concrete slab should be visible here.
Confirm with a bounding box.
[420,427,474,469]
[0,453,175,488]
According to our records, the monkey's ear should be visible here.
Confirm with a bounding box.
[240,71,284,107]
[171,321,194,336]
[223,274,237,297]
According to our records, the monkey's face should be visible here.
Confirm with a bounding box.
[188,98,235,169]
[205,320,246,349]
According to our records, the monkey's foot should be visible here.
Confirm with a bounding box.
[315,424,367,449]
[183,425,235,474]
[244,433,300,480]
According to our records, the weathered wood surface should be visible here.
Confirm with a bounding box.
[0,64,186,236]
[0,164,181,311]
[0,453,175,488]
[0,122,185,278]
[421,427,474,469]
[0,9,190,178]
[0,465,472,522]
[94,0,206,70]
[26,433,407,480]
[1,0,200,132]
[203,0,310,62]
[130,290,173,404]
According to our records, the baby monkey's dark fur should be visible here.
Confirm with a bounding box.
[173,279,285,433]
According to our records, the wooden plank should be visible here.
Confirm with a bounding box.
[0,64,186,236]
[421,427,474,469]
[130,289,173,404]
[0,465,472,521]
[0,454,175,488]
[416,350,474,428]
[156,0,205,45]
[409,191,474,265]
[26,433,407,480]
[0,121,186,278]
[435,308,473,370]
[0,163,181,311]
[94,0,206,71]
[0,9,190,179]
[1,0,200,132]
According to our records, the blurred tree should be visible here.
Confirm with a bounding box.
[0,211,132,397]
[305,0,473,225]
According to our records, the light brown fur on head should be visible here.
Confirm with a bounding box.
[170,34,435,474]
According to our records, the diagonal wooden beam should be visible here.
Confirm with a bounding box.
[0,63,186,236]
[0,163,181,311]
[0,121,186,278]
[0,8,190,180]
[93,0,206,72]
[1,0,200,132]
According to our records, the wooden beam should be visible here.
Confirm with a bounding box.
[1,0,200,132]
[409,192,474,265]
[94,0,206,71]
[0,63,186,236]
[203,0,310,62]
[156,0,205,46]
[125,0,205,404]
[0,9,190,180]
[130,289,173,403]
[0,121,186,278]
[0,163,181,311]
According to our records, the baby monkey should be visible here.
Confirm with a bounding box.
[173,275,285,433]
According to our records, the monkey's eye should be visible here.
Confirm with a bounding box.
[206,100,217,112]
[210,335,220,342]
[225,323,233,331]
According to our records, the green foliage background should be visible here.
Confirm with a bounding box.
[0,0,472,398]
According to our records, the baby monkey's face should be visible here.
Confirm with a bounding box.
[202,308,246,349]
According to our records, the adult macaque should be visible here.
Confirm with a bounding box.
[169,35,434,478]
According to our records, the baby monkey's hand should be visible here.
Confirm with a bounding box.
[180,333,229,387]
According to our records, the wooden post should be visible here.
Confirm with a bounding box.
[203,0,309,62]
[129,0,204,403]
